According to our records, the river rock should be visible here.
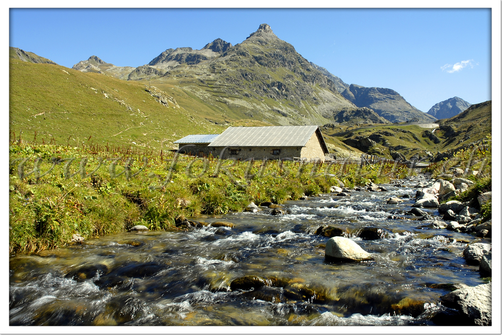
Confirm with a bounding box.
[457,215,472,224]
[230,275,266,291]
[387,197,403,204]
[456,182,470,193]
[407,207,429,217]
[271,208,285,216]
[330,186,343,193]
[479,252,492,277]
[325,237,373,262]
[71,233,84,243]
[462,243,491,265]
[459,206,478,218]
[367,183,387,192]
[243,286,285,303]
[357,227,389,240]
[439,283,491,326]
[245,202,260,213]
[65,263,110,282]
[415,188,437,201]
[211,221,235,228]
[414,197,439,208]
[438,180,455,197]
[129,225,149,232]
[438,200,465,214]
[443,209,457,221]
[316,226,346,238]
[452,177,474,187]
[447,221,464,232]
[474,220,492,237]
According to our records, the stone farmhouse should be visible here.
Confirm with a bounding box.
[174,126,329,162]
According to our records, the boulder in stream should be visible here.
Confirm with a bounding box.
[463,243,491,265]
[245,202,261,213]
[315,226,346,238]
[325,237,373,262]
[439,200,465,214]
[129,225,149,232]
[356,227,389,240]
[439,283,491,326]
[414,197,439,208]
[479,252,492,277]
[387,197,404,204]
[230,275,266,291]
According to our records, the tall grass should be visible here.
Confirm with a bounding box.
[9,140,411,254]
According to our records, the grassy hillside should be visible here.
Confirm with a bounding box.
[436,101,492,150]
[9,54,491,161]
[325,101,492,160]
[324,124,440,159]
[9,59,228,150]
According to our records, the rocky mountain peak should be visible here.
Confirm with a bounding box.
[257,23,273,33]
[88,55,107,64]
[202,38,232,53]
[245,23,278,41]
[427,96,471,120]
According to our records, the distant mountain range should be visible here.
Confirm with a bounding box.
[69,24,436,124]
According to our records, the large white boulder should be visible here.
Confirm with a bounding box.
[325,237,373,262]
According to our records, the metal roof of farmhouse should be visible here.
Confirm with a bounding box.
[173,134,220,144]
[207,126,325,148]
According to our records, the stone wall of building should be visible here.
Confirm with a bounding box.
[210,146,303,161]
[300,132,327,161]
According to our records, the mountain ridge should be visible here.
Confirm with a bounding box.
[68,24,431,125]
[342,84,437,123]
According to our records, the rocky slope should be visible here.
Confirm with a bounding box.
[10,47,57,65]
[333,107,390,125]
[72,55,136,80]
[427,96,471,120]
[342,84,437,123]
[310,63,349,93]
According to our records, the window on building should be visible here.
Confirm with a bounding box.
[229,148,240,155]
[271,149,281,155]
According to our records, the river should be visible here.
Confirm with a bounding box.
[9,175,488,327]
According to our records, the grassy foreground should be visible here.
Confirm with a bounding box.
[9,141,412,255]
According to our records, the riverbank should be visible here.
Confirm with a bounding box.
[9,141,413,254]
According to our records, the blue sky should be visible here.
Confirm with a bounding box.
[9,7,496,113]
